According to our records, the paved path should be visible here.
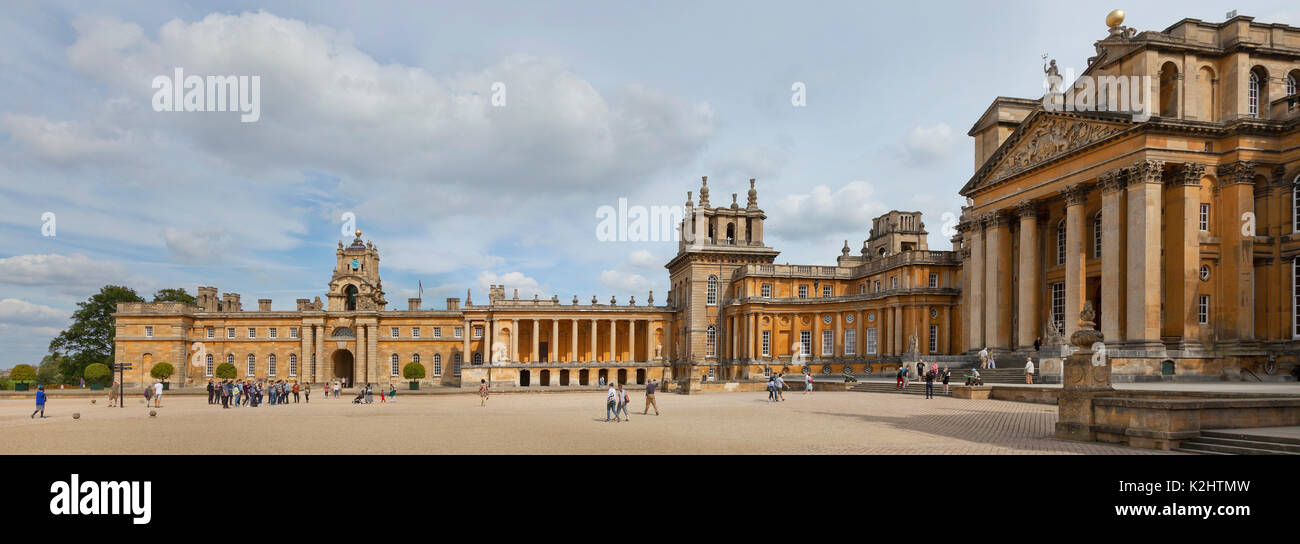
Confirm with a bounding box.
[0,391,1170,454]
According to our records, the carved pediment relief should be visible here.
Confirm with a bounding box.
[982,114,1129,187]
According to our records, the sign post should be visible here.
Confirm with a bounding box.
[116,362,133,409]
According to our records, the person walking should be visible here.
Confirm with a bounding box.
[941,365,951,394]
[902,365,911,389]
[979,346,990,369]
[151,380,163,408]
[766,375,776,401]
[616,383,631,421]
[30,385,48,418]
[364,383,374,404]
[379,387,386,403]
[108,381,119,407]
[803,371,814,395]
[293,382,300,403]
[303,383,311,403]
[896,366,905,390]
[923,366,936,399]
[387,384,397,403]
[1025,357,1035,384]
[643,379,660,415]
[478,379,488,407]
[605,383,620,422]
[207,379,215,405]
[333,381,340,399]
[774,373,787,402]
[220,381,231,409]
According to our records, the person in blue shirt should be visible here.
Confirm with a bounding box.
[31,385,47,419]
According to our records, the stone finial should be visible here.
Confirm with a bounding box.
[630,295,636,305]
[610,295,617,305]
[573,295,579,305]
[592,295,598,305]
[860,240,869,256]
[647,291,654,305]
[533,293,539,301]
[698,176,710,207]
[512,288,518,300]
[730,193,739,209]
[841,240,850,256]
[747,178,758,209]
[465,289,472,306]
[1070,301,1104,349]
[685,191,693,208]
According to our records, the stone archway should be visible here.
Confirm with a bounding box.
[332,350,354,384]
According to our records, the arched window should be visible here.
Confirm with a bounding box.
[268,354,277,376]
[705,325,716,357]
[226,354,234,366]
[412,353,420,364]
[391,354,399,376]
[726,223,736,244]
[1093,211,1103,259]
[246,354,255,377]
[1293,175,1300,234]
[706,275,718,305]
[1159,62,1179,117]
[345,285,359,311]
[1289,72,1298,97]
[432,353,442,377]
[1248,70,1263,118]
[1056,219,1066,265]
[205,354,213,377]
[473,352,483,365]
[289,354,297,377]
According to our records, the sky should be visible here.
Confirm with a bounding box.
[0,0,1293,369]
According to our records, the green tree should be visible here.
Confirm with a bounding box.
[150,362,175,381]
[48,285,144,382]
[152,288,197,305]
[9,364,37,382]
[403,362,426,381]
[84,363,112,385]
[215,362,237,380]
[36,354,67,384]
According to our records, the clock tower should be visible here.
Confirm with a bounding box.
[327,230,387,312]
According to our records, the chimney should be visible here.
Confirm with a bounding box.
[258,299,272,312]
[222,293,242,312]
[296,298,310,311]
[408,298,422,311]
[446,297,460,311]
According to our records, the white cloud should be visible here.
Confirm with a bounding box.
[626,249,659,269]
[0,254,151,295]
[476,271,543,299]
[597,269,656,294]
[767,181,886,244]
[900,123,954,167]
[163,226,232,264]
[0,298,69,328]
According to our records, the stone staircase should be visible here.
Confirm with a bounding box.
[1173,430,1300,455]
[850,381,952,397]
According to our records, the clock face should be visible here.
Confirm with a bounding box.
[350,258,360,271]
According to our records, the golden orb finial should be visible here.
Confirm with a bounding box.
[1106,9,1125,28]
[354,229,362,238]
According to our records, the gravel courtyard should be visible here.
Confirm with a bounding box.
[0,391,1168,454]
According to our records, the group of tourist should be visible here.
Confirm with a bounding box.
[348,383,399,404]
[602,379,661,421]
[206,379,308,409]
[895,363,952,398]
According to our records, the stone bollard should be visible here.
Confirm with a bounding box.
[1055,301,1112,442]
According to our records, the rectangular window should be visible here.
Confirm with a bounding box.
[454,327,463,339]
[206,327,214,339]
[844,329,856,356]
[289,327,298,339]
[890,277,898,289]
[433,327,442,338]
[821,285,832,298]
[929,325,938,353]
[821,329,833,356]
[928,274,938,288]
[269,327,277,339]
[474,326,483,338]
[859,284,866,295]
[761,284,772,297]
[391,355,399,377]
[1294,257,1300,338]
[761,331,771,356]
[1199,203,1210,232]
[874,280,880,292]
[246,355,255,377]
[289,355,297,377]
[433,355,443,377]
[1198,295,1210,325]
[865,328,878,355]
[205,354,213,377]
[227,328,235,339]
[799,330,811,356]
[248,328,256,338]
[798,285,808,298]
[1050,282,1065,333]
[1294,187,1300,234]
[391,327,399,338]
[268,355,276,377]
[412,327,421,338]
[144,326,153,338]
[453,353,462,377]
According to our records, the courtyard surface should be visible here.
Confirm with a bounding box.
[0,391,1171,454]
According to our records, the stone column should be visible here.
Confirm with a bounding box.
[834,311,842,358]
[920,305,929,354]
[984,213,1012,350]
[893,306,902,356]
[1099,172,1127,343]
[940,306,951,353]
[1015,200,1040,350]
[1063,183,1089,338]
[1125,160,1165,351]
[551,319,559,363]
[511,319,519,362]
[300,325,311,382]
[1165,164,1204,346]
[610,318,618,362]
[630,319,638,362]
[590,318,598,362]
[571,318,578,362]
[532,319,540,363]
[967,218,985,351]
[1220,161,1257,345]
[368,322,378,383]
[314,325,325,382]
[461,320,471,368]
[357,325,367,387]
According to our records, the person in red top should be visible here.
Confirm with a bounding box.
[478,379,489,407]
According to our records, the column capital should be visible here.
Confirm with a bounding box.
[1061,183,1090,206]
[1098,169,1127,194]
[1127,159,1165,186]
[1217,160,1257,188]
[981,211,1011,229]
[1015,199,1039,219]
[1169,162,1206,187]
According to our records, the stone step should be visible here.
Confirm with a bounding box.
[1174,441,1300,455]
[1190,436,1300,453]
[1201,430,1300,447]
[1171,447,1230,455]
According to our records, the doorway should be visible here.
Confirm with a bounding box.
[636,369,646,385]
[519,369,531,387]
[578,369,589,386]
[617,369,627,385]
[560,369,570,386]
[540,369,551,386]
[331,350,354,383]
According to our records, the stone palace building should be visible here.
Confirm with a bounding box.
[113,12,1300,388]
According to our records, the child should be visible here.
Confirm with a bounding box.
[478,379,489,407]
[31,385,47,418]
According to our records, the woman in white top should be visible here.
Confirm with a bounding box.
[1025,357,1035,384]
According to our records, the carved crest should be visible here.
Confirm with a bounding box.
[977,114,1129,190]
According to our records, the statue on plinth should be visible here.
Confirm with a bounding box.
[491,341,508,363]
[1056,301,1112,442]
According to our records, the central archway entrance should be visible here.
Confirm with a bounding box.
[332,350,354,384]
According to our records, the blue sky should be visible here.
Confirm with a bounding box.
[0,0,1293,369]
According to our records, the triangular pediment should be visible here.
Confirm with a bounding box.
[962,111,1133,195]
